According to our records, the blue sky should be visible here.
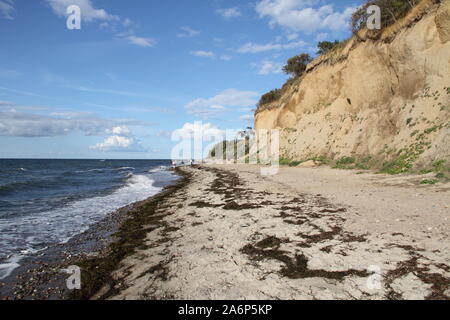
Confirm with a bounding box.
[0,0,362,159]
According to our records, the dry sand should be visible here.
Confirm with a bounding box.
[106,165,449,300]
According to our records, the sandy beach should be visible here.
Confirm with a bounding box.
[88,165,450,300]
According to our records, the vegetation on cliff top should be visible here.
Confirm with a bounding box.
[256,0,423,113]
[351,0,423,36]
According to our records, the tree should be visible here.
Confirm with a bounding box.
[282,53,312,78]
[316,40,340,55]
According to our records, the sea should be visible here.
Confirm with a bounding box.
[0,159,177,280]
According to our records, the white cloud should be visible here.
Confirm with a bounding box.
[190,50,215,58]
[90,135,144,152]
[177,26,200,38]
[45,0,118,22]
[0,0,14,19]
[255,0,355,33]
[173,122,224,142]
[46,1,154,49]
[185,89,259,118]
[106,126,131,136]
[219,55,232,61]
[238,40,306,53]
[216,7,242,19]
[90,126,145,152]
[0,106,148,137]
[126,35,156,47]
[252,60,283,75]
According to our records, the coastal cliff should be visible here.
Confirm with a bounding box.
[254,0,450,171]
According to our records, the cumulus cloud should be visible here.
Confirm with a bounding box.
[0,0,14,19]
[171,122,227,160]
[255,0,355,33]
[90,133,145,152]
[190,50,215,58]
[172,122,224,142]
[0,107,147,138]
[185,89,259,118]
[90,126,145,152]
[177,26,200,38]
[105,126,131,136]
[216,7,242,19]
[45,0,118,22]
[238,40,306,53]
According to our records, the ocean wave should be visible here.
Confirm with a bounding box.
[116,167,135,171]
[0,173,160,278]
[0,177,72,196]
[148,165,168,173]
[73,168,105,174]
[0,255,21,280]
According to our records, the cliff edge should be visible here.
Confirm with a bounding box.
[254,0,450,171]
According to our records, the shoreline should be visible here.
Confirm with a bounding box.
[0,168,186,300]
[1,165,449,300]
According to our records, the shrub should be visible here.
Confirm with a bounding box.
[289,161,302,167]
[313,155,331,165]
[355,156,373,170]
[282,53,312,78]
[334,157,356,169]
[420,179,438,185]
[317,40,341,55]
[279,158,292,166]
[257,89,282,108]
[379,155,413,174]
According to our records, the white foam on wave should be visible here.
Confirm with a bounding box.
[148,166,168,173]
[116,167,135,171]
[0,174,161,279]
[0,255,21,280]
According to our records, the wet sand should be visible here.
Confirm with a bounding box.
[2,165,448,300]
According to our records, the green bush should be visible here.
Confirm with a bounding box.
[258,89,282,108]
[334,156,356,169]
[313,155,331,165]
[355,156,373,170]
[379,155,413,174]
[317,40,341,55]
[289,161,302,167]
[279,158,291,166]
[282,53,312,78]
[420,179,439,185]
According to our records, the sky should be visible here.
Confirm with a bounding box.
[0,0,363,159]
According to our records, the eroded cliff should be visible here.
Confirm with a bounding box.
[255,0,450,171]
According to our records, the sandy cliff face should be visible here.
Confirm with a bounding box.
[255,0,450,169]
